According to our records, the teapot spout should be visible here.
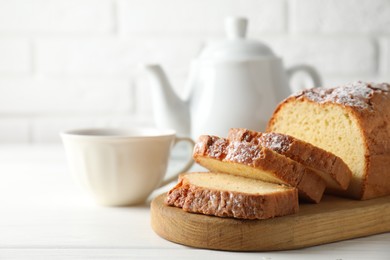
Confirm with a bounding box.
[143,64,191,136]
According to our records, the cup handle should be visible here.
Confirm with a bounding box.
[286,64,322,93]
[158,136,195,187]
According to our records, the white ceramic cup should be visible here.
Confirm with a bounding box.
[60,128,195,206]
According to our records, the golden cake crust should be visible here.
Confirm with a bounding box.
[165,173,299,220]
[193,135,326,203]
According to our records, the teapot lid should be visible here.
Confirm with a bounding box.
[199,17,275,60]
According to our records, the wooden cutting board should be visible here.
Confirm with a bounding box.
[151,194,390,251]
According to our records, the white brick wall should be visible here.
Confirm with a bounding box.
[35,37,202,76]
[0,39,31,74]
[0,78,132,113]
[0,0,114,34]
[0,0,388,143]
[118,0,286,35]
[291,0,390,33]
[262,36,376,76]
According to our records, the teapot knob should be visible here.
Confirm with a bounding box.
[225,17,248,39]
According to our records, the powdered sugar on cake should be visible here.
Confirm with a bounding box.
[227,129,292,155]
[225,141,263,164]
[297,81,390,109]
[207,138,227,158]
[259,133,291,153]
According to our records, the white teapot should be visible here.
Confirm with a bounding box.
[144,17,321,139]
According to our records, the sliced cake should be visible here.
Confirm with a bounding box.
[165,172,299,220]
[267,81,390,200]
[193,135,326,203]
[227,128,352,191]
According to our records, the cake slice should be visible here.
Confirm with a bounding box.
[267,81,390,200]
[227,128,352,191]
[165,172,299,220]
[193,135,326,203]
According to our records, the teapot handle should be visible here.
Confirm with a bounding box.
[286,64,322,93]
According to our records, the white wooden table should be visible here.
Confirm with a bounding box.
[0,145,389,260]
